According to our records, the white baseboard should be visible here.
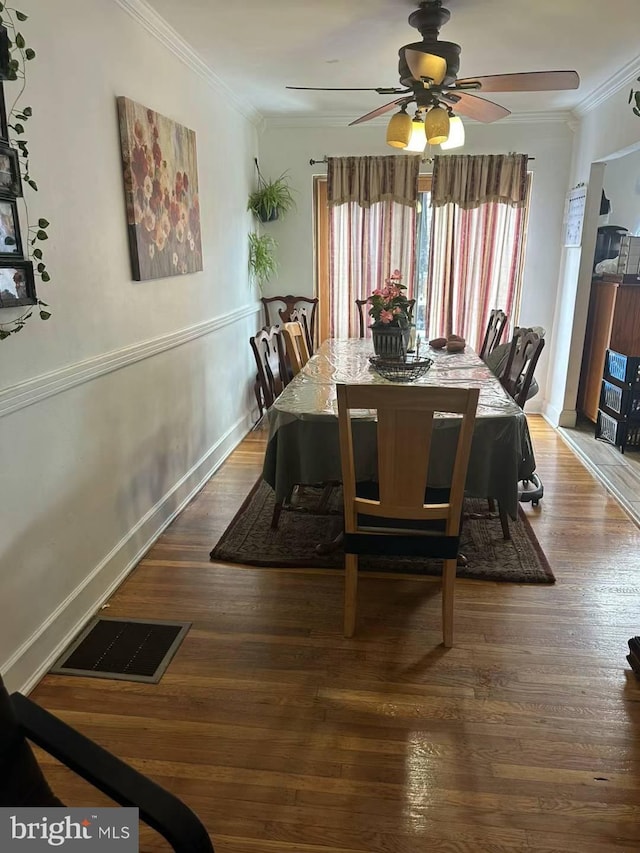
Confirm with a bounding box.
[542,401,577,428]
[3,410,253,694]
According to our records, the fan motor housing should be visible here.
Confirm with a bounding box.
[399,41,461,87]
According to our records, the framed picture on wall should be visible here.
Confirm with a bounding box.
[117,96,203,281]
[0,259,36,308]
[0,83,8,141]
[0,197,21,256]
[0,142,22,197]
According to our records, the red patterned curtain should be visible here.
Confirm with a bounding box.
[425,154,529,349]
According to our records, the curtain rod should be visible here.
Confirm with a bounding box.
[309,155,535,165]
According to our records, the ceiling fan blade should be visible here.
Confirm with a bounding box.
[455,70,580,93]
[349,97,412,127]
[286,86,408,94]
[441,91,510,123]
[403,49,447,85]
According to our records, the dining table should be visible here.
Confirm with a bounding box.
[262,338,536,519]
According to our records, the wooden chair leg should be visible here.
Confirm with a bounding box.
[498,502,511,540]
[442,558,457,648]
[271,501,283,529]
[343,553,358,637]
[254,377,264,419]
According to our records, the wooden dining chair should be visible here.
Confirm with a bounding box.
[489,327,546,538]
[356,298,416,338]
[249,326,287,418]
[261,296,318,349]
[500,327,546,408]
[281,321,311,376]
[289,307,314,355]
[478,308,508,362]
[336,383,479,646]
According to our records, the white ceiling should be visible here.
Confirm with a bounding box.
[145,0,640,122]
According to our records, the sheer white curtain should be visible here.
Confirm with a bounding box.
[329,200,417,339]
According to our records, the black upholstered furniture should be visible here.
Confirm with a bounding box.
[0,673,214,852]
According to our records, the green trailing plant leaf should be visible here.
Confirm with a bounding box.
[0,5,54,341]
[248,231,278,290]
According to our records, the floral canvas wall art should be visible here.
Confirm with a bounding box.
[117,97,203,281]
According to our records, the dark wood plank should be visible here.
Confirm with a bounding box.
[28,417,640,852]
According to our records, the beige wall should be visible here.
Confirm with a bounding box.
[0,0,261,691]
[545,83,640,426]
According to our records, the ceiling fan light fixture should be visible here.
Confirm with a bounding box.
[404,113,427,152]
[404,49,447,86]
[386,106,412,149]
[440,114,465,150]
[424,105,450,145]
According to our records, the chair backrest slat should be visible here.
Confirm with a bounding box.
[337,384,479,535]
[500,327,545,408]
[282,321,311,376]
[479,308,508,362]
[261,295,318,348]
[250,325,286,410]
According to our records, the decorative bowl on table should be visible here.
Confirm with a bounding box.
[369,354,434,382]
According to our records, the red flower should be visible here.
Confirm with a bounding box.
[152,140,162,168]
[131,144,148,186]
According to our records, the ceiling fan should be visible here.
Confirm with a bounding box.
[286,0,579,150]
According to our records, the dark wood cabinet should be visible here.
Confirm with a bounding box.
[578,276,640,423]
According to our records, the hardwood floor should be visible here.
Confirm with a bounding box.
[560,416,640,528]
[30,416,640,852]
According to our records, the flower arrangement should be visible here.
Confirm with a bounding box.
[368,269,412,328]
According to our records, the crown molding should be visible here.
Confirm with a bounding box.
[264,109,574,130]
[0,303,261,419]
[113,0,262,126]
[573,54,640,116]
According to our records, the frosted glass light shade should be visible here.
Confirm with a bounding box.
[405,118,427,152]
[424,106,450,145]
[404,49,447,85]
[440,115,465,150]
[386,110,412,149]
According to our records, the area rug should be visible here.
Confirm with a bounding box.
[210,481,555,584]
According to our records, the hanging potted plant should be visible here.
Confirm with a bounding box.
[248,232,278,290]
[247,159,296,223]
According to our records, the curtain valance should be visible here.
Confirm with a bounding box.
[327,155,420,208]
[431,153,528,209]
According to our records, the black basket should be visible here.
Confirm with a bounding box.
[605,350,640,387]
[600,379,640,418]
[369,354,434,382]
[596,409,640,451]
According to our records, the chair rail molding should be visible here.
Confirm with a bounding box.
[113,0,264,128]
[0,303,261,419]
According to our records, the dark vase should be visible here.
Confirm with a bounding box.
[370,325,410,357]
